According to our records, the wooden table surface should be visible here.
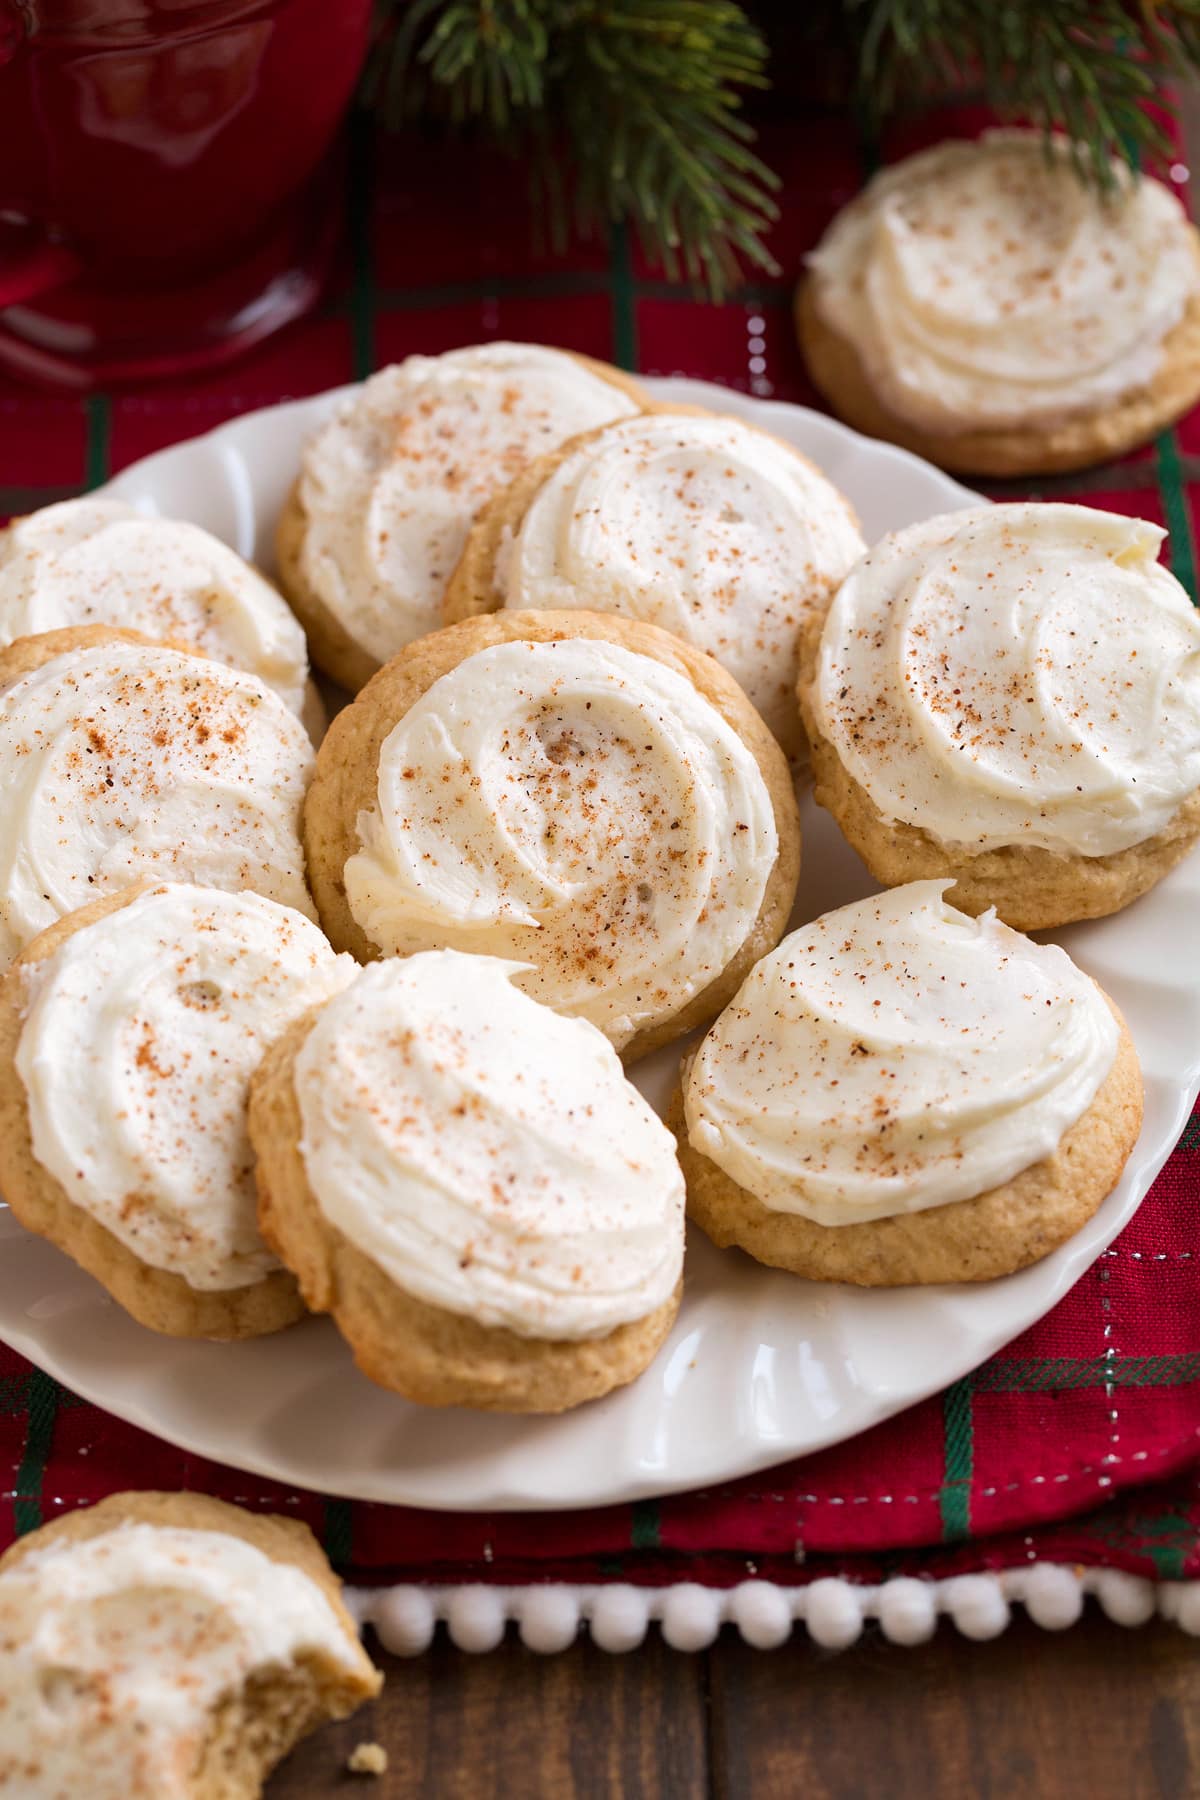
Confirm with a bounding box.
[268,1610,1200,1796]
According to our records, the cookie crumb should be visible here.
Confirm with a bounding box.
[348,1741,389,1775]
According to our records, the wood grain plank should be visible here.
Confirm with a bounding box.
[267,1632,709,1798]
[709,1613,1200,1800]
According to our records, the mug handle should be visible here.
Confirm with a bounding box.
[0,229,80,309]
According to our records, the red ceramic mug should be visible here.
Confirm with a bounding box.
[0,0,373,387]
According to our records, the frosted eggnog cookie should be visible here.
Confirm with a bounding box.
[249,952,686,1412]
[799,504,1200,929]
[674,883,1143,1286]
[444,408,865,758]
[797,130,1200,476]
[0,497,312,717]
[0,626,317,964]
[0,1490,380,1799]
[304,609,799,1060]
[0,882,356,1338]
[277,343,647,688]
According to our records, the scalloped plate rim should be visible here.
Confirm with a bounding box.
[0,373,1188,1512]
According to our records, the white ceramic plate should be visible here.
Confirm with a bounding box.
[0,377,1195,1513]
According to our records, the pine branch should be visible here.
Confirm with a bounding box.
[848,0,1200,187]
[367,0,779,298]
[363,1,1200,296]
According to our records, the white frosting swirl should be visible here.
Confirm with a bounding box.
[809,130,1200,431]
[294,952,685,1339]
[684,881,1119,1226]
[0,640,316,964]
[0,498,309,712]
[498,411,864,750]
[811,503,1200,856]
[16,885,356,1291]
[0,1522,366,1798]
[343,635,778,1048]
[298,343,640,663]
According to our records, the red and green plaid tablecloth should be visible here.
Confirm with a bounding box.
[1,109,1200,1593]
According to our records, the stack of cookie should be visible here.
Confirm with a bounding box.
[0,190,1195,1424]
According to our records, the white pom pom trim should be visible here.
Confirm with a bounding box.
[348,1564,1199,1655]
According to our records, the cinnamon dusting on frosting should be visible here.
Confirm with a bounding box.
[499,411,863,750]
[343,636,777,1047]
[0,498,309,711]
[294,951,685,1339]
[297,345,639,662]
[0,1522,364,1797]
[812,503,1200,856]
[809,130,1200,433]
[685,881,1118,1225]
[17,884,355,1290]
[0,642,317,960]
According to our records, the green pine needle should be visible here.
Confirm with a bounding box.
[365,1,1200,302]
[848,0,1200,188]
[367,0,779,299]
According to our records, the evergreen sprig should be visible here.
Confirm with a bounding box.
[367,2,1200,299]
[367,1,779,297]
[848,0,1200,187]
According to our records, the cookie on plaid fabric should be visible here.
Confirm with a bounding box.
[0,626,318,963]
[443,406,864,759]
[0,881,356,1338]
[248,951,685,1411]
[303,608,799,1060]
[0,496,322,731]
[797,504,1200,930]
[276,343,648,691]
[673,883,1144,1286]
[796,131,1200,478]
[0,1490,380,1797]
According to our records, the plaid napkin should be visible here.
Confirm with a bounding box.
[0,107,1198,1590]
